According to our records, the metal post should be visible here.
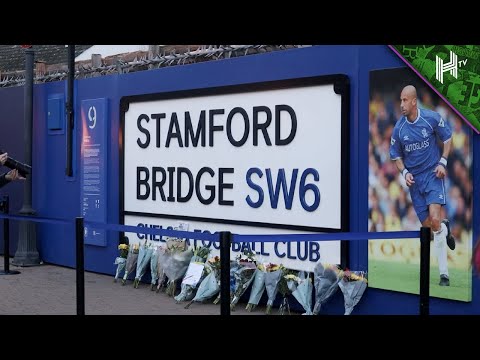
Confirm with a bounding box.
[0,195,20,275]
[13,45,40,267]
[219,231,231,316]
[419,226,431,316]
[76,217,85,315]
[66,44,75,177]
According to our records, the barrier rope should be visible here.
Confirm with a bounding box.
[85,221,219,242]
[232,231,419,243]
[0,214,419,243]
[0,213,73,226]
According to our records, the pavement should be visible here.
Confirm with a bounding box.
[0,256,272,315]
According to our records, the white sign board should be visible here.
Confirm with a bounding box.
[121,76,349,270]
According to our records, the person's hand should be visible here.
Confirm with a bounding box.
[5,169,25,181]
[0,152,7,166]
[405,172,415,187]
[434,164,446,179]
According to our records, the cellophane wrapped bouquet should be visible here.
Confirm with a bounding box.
[277,268,299,315]
[133,241,153,288]
[264,263,284,315]
[213,260,240,305]
[287,271,313,315]
[230,251,257,310]
[174,246,211,302]
[114,243,129,282]
[156,246,168,293]
[312,262,342,315]
[149,245,162,290]
[245,263,267,312]
[122,243,139,285]
[160,238,193,296]
[338,270,368,315]
[185,255,221,309]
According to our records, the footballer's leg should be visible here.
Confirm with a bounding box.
[425,172,450,286]
[427,204,449,286]
[442,218,456,250]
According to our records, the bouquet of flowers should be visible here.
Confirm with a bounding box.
[185,255,221,309]
[277,269,299,315]
[149,245,162,291]
[114,242,129,282]
[160,239,193,296]
[338,270,368,315]
[245,263,266,312]
[122,243,139,285]
[134,241,153,288]
[312,262,342,315]
[174,246,211,302]
[230,252,257,310]
[264,263,284,315]
[213,260,240,305]
[156,246,167,293]
[287,271,313,315]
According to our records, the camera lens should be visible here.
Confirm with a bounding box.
[0,150,31,177]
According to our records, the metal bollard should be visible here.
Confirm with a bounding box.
[219,231,232,316]
[76,217,85,315]
[419,226,431,316]
[0,195,20,275]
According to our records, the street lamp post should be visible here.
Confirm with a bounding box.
[12,45,40,266]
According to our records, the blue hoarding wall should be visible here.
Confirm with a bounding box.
[0,45,478,314]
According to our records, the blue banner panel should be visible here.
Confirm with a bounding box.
[81,98,108,246]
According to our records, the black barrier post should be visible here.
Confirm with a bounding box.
[420,226,431,316]
[76,217,85,315]
[219,231,231,316]
[0,195,20,275]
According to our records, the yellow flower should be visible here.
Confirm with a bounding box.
[118,244,129,250]
[350,273,368,283]
[343,270,368,283]
[265,263,282,272]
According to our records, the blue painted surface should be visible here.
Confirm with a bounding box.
[47,96,64,132]
[0,45,478,314]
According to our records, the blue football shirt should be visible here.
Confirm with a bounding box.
[390,108,452,175]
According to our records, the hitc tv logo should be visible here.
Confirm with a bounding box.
[435,50,468,84]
